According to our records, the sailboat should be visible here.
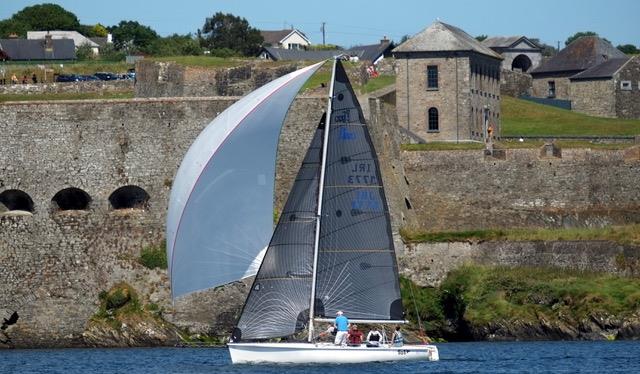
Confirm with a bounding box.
[167,59,439,364]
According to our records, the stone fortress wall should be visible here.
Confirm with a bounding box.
[2,63,640,347]
[0,96,325,348]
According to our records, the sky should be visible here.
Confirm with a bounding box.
[1,0,639,48]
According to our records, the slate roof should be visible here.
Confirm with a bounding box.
[89,37,109,46]
[261,40,392,63]
[348,40,392,62]
[482,36,541,50]
[392,21,502,59]
[530,36,626,75]
[261,46,344,61]
[569,58,629,80]
[0,38,76,60]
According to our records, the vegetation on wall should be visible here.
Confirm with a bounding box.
[139,241,168,270]
[400,265,640,340]
[400,224,640,246]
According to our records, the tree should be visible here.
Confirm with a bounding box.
[148,34,202,56]
[92,23,109,37]
[475,35,488,42]
[200,12,263,56]
[530,38,557,57]
[0,18,30,38]
[11,3,80,33]
[110,20,159,53]
[75,43,95,61]
[564,31,610,46]
[616,44,639,55]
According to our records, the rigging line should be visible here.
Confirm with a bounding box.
[408,280,424,335]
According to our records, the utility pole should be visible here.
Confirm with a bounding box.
[321,22,326,46]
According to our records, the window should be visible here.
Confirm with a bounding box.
[621,81,632,91]
[427,107,439,132]
[427,65,438,89]
[548,81,556,98]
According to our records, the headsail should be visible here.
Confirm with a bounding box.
[234,115,325,340]
[166,62,325,299]
[314,60,404,321]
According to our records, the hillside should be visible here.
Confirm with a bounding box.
[502,96,640,137]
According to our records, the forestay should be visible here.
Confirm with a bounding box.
[166,62,325,299]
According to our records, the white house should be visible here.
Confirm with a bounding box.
[260,29,310,50]
[27,31,101,55]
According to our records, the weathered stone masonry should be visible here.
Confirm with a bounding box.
[0,96,325,348]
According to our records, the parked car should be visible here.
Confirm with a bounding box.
[94,72,119,81]
[55,74,81,82]
[79,75,100,81]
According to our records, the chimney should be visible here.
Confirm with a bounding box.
[45,32,53,50]
[380,36,390,45]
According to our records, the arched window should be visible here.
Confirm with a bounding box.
[109,185,150,210]
[427,107,439,132]
[0,189,35,214]
[52,187,92,211]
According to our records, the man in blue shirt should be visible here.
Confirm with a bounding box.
[334,310,349,346]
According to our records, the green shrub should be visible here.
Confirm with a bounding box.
[139,241,168,269]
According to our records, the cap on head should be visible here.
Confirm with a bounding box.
[336,310,343,315]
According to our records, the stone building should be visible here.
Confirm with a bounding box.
[482,36,542,72]
[570,56,640,119]
[530,36,626,100]
[392,21,502,142]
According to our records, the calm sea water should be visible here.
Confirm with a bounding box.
[1,341,639,373]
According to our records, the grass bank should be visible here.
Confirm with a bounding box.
[502,96,640,136]
[400,265,640,338]
[400,224,640,246]
[401,140,635,151]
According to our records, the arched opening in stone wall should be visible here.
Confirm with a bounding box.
[511,54,532,72]
[108,185,150,210]
[0,189,35,215]
[52,187,92,211]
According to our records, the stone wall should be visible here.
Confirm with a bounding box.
[0,80,133,95]
[0,95,324,348]
[135,60,298,98]
[400,240,640,287]
[501,69,532,97]
[570,79,616,118]
[401,147,640,231]
[532,75,571,100]
[616,56,640,119]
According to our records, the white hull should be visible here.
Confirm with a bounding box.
[228,342,439,364]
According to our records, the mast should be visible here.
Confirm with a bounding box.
[307,58,338,342]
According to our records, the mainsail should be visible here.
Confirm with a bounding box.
[313,60,403,321]
[167,62,325,298]
[233,60,404,341]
